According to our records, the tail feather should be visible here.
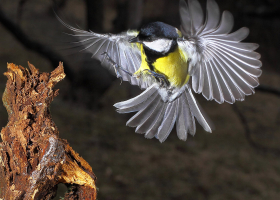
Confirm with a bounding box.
[114,84,213,142]
[126,94,161,127]
[176,97,188,140]
[114,85,158,113]
[157,102,178,142]
[135,99,164,134]
[176,95,196,141]
[144,104,167,139]
[114,85,157,111]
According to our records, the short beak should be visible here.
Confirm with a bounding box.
[129,36,140,43]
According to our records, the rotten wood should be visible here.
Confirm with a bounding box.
[0,62,97,200]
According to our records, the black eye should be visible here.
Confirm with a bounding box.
[147,36,152,41]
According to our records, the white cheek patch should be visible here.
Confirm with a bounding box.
[143,39,173,54]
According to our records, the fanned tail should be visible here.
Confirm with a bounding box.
[114,84,214,143]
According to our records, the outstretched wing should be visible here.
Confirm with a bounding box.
[57,16,148,89]
[178,0,262,104]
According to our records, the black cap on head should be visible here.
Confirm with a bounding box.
[139,22,178,40]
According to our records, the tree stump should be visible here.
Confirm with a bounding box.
[0,62,97,200]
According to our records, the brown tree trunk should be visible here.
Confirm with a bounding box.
[0,62,97,199]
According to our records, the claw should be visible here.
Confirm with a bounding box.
[118,76,123,85]
[143,69,170,87]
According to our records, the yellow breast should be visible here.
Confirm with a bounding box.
[135,45,190,87]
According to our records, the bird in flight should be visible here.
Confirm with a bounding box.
[58,0,262,142]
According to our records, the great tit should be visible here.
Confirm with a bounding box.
[58,0,262,142]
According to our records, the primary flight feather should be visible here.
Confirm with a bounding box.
[58,0,261,142]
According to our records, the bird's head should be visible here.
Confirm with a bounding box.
[130,22,179,43]
[129,22,179,54]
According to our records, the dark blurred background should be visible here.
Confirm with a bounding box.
[0,0,280,199]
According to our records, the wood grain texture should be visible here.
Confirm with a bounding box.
[0,62,97,200]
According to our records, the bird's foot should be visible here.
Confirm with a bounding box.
[102,52,133,83]
[143,69,170,88]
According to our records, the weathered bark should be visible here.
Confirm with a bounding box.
[0,62,97,199]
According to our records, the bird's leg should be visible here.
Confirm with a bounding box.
[101,52,133,83]
[143,69,170,88]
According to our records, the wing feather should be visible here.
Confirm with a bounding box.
[210,59,235,103]
[179,0,192,35]
[179,0,261,103]
[203,0,220,33]
[57,15,145,88]
[192,63,200,92]
[214,55,245,101]
[208,61,223,103]
[203,62,212,100]
[188,0,204,34]
[203,27,250,42]
[198,63,205,93]
[211,11,234,35]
